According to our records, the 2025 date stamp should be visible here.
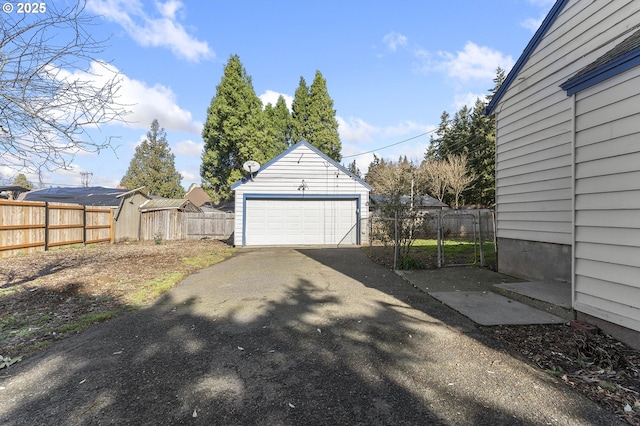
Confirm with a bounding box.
[2,2,47,14]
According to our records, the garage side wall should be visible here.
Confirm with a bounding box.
[233,144,370,246]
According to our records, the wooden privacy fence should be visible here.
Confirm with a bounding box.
[139,211,234,241]
[0,200,113,258]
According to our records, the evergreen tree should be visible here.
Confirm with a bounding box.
[291,71,341,161]
[425,111,450,161]
[291,77,311,144]
[488,67,506,101]
[346,159,361,178]
[264,95,292,151]
[120,119,184,198]
[364,154,386,191]
[201,55,279,201]
[12,173,32,190]
[466,98,495,206]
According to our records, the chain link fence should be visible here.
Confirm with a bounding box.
[367,209,496,270]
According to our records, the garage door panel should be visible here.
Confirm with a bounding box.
[245,198,358,245]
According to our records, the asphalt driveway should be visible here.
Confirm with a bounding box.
[0,248,620,425]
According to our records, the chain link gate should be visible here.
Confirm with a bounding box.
[367,209,496,270]
[438,212,478,267]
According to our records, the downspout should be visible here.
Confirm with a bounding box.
[570,92,577,316]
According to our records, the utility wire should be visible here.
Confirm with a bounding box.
[342,129,437,159]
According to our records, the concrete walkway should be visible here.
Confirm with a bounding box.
[397,267,572,326]
[0,248,618,425]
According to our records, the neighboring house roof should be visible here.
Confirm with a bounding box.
[184,185,211,207]
[231,140,373,191]
[20,186,128,206]
[370,194,448,209]
[0,186,30,199]
[201,201,234,213]
[139,198,202,213]
[116,186,148,199]
[561,27,640,95]
[485,0,569,115]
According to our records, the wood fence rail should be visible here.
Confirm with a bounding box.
[0,200,113,257]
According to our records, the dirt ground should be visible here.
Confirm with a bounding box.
[0,241,638,425]
[0,239,234,361]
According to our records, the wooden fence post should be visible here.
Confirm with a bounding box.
[110,208,115,243]
[83,205,87,246]
[44,202,50,251]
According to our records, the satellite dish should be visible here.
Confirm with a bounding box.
[243,160,260,173]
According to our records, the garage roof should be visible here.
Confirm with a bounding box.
[231,140,372,191]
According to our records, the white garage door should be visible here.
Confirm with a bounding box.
[245,198,358,245]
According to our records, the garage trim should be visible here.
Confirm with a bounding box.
[242,193,362,246]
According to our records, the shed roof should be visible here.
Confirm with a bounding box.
[139,198,202,212]
[20,186,128,206]
[485,0,569,115]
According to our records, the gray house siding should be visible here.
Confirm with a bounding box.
[489,0,640,282]
[573,67,640,333]
[486,0,640,342]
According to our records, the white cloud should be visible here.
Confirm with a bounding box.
[338,116,435,176]
[180,169,198,184]
[87,0,213,62]
[453,92,487,110]
[438,42,514,83]
[380,121,434,139]
[520,16,544,32]
[527,0,555,6]
[259,90,294,110]
[338,116,434,145]
[56,61,201,134]
[414,42,513,84]
[337,116,378,143]
[521,0,556,32]
[382,31,408,52]
[173,139,203,157]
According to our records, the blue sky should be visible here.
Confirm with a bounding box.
[4,0,556,190]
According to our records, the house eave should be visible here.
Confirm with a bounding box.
[485,0,569,115]
[561,47,640,95]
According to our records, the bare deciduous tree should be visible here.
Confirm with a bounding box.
[419,153,475,208]
[0,1,128,176]
[418,159,448,202]
[443,154,475,209]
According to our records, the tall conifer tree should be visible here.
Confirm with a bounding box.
[264,95,292,151]
[201,55,278,201]
[291,71,341,161]
[291,77,310,144]
[120,119,184,198]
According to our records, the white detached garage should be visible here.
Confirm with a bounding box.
[231,141,371,247]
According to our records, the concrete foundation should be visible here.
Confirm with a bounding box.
[497,238,571,283]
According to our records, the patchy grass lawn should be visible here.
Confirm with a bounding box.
[0,240,235,363]
[365,238,496,269]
